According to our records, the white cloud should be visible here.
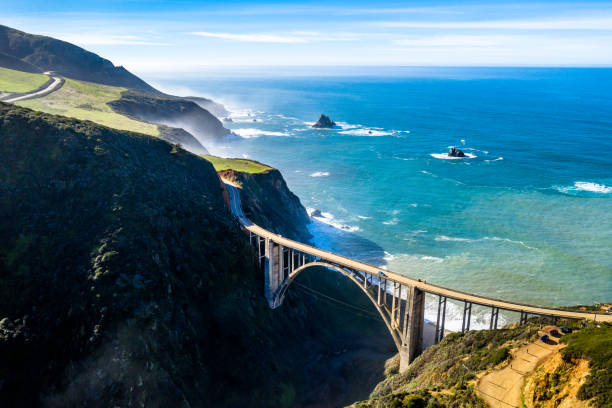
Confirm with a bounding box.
[377,16,612,30]
[394,35,501,47]
[192,31,307,43]
[50,33,171,46]
[191,31,359,43]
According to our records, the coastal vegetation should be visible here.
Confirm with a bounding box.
[16,78,160,136]
[203,155,274,174]
[559,323,611,406]
[0,67,48,93]
[0,24,158,93]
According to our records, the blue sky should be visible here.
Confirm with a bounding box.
[3,1,612,74]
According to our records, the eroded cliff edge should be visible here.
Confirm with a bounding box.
[218,168,312,242]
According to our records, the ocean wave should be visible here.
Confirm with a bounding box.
[307,208,359,232]
[229,109,260,122]
[553,181,612,195]
[435,235,473,242]
[339,128,394,136]
[430,152,477,160]
[420,256,444,263]
[392,155,417,161]
[485,157,504,162]
[382,218,399,225]
[233,128,289,138]
[435,235,537,250]
[357,215,371,220]
[310,171,330,177]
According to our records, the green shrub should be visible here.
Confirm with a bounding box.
[561,324,612,407]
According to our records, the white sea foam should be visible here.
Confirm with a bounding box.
[242,154,249,158]
[339,128,394,136]
[435,235,473,242]
[233,128,289,138]
[435,235,537,250]
[554,181,612,195]
[358,215,371,220]
[310,171,330,177]
[430,152,477,160]
[421,256,444,262]
[485,157,504,162]
[307,208,359,232]
[382,218,399,225]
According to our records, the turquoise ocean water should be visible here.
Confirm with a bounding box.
[157,68,611,329]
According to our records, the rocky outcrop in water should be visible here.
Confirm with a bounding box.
[312,114,336,129]
[448,147,466,157]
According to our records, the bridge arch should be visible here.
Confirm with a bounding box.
[274,261,402,350]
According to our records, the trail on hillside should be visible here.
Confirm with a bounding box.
[476,326,563,408]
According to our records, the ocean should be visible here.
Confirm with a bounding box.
[155,67,612,330]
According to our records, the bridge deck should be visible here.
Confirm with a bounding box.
[225,183,611,322]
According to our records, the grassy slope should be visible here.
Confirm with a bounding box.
[349,324,541,407]
[0,67,48,93]
[16,78,159,136]
[203,155,273,174]
[559,323,612,407]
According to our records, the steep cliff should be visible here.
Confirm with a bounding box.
[0,103,393,408]
[109,91,231,146]
[218,168,312,242]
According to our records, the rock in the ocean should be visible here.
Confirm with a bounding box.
[223,117,233,122]
[311,209,323,218]
[448,147,466,157]
[312,114,336,129]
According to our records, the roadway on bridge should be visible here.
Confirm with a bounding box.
[224,182,611,323]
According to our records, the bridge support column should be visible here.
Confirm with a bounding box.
[399,286,425,373]
[264,240,283,308]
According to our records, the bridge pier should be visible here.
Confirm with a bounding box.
[399,286,425,373]
[264,240,284,308]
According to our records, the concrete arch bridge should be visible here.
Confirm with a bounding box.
[225,184,610,372]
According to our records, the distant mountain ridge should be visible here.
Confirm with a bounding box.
[0,25,159,94]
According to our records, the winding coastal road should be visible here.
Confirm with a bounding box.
[3,73,64,103]
[225,182,611,323]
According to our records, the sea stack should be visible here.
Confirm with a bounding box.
[448,147,466,157]
[312,114,336,128]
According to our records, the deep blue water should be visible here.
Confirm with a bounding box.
[157,68,611,329]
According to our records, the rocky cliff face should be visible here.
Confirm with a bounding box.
[0,103,394,408]
[109,91,231,148]
[218,168,311,242]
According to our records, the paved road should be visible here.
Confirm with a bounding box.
[3,75,63,103]
[225,183,611,322]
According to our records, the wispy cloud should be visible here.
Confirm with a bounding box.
[376,16,612,30]
[191,31,359,43]
[51,33,171,46]
[192,31,307,43]
[393,35,501,47]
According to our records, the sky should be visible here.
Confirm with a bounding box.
[2,0,612,75]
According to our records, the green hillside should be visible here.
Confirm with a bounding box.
[16,78,159,136]
[0,24,159,94]
[203,155,274,174]
[0,66,48,93]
